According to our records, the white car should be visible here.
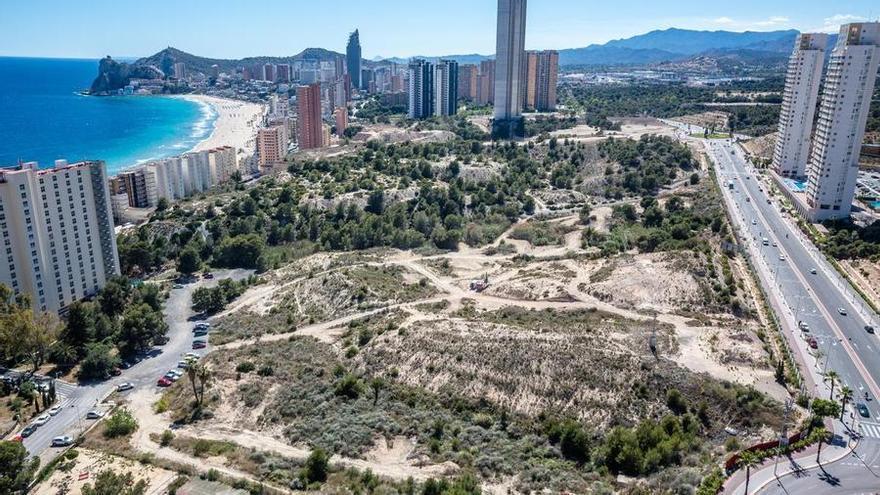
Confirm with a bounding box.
[86,410,104,420]
[779,255,786,261]
[837,308,847,316]
[184,352,201,360]
[751,219,757,225]
[48,405,63,416]
[51,435,74,447]
[33,413,51,426]
[810,268,817,274]
[117,382,134,392]
[165,370,182,381]
[177,360,190,369]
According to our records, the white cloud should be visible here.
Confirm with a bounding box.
[713,17,736,25]
[813,14,869,33]
[710,15,792,29]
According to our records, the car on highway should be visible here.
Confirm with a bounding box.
[117,382,134,392]
[866,325,876,335]
[33,413,51,426]
[157,377,173,387]
[48,404,63,416]
[51,435,74,447]
[752,219,757,225]
[810,268,817,274]
[192,340,207,349]
[837,308,847,316]
[779,255,786,261]
[20,424,37,437]
[857,403,870,418]
[86,410,104,419]
[772,241,777,247]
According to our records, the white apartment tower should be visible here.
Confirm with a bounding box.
[493,0,527,137]
[772,33,828,178]
[434,60,459,117]
[0,160,120,313]
[805,22,880,221]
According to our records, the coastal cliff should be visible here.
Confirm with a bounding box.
[89,56,163,95]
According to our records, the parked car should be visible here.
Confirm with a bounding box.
[193,329,209,337]
[120,360,133,369]
[51,436,74,447]
[86,410,104,420]
[837,308,847,316]
[798,321,810,332]
[157,377,172,387]
[154,335,169,346]
[810,268,817,274]
[110,367,122,376]
[173,284,184,289]
[20,424,37,438]
[185,352,201,360]
[779,255,786,261]
[192,340,207,349]
[194,322,211,330]
[857,403,870,418]
[751,219,757,225]
[203,272,214,279]
[808,337,818,349]
[177,360,190,369]
[866,326,876,335]
[33,413,51,426]
[164,370,182,381]
[117,382,134,392]
[48,404,63,416]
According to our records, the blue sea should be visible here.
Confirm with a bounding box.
[0,57,216,175]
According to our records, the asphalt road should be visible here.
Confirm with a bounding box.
[710,141,880,421]
[758,440,880,494]
[8,269,250,463]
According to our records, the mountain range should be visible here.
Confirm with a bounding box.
[91,28,831,93]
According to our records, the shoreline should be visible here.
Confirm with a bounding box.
[172,94,266,164]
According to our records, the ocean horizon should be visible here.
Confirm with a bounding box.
[0,57,216,175]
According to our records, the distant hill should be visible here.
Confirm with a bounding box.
[376,54,492,65]
[603,28,800,55]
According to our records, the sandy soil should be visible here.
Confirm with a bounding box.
[33,448,177,495]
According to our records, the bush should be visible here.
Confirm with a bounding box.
[236,361,256,373]
[301,448,329,484]
[333,374,363,399]
[160,430,174,447]
[103,409,138,438]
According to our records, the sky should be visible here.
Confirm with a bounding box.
[1,0,878,60]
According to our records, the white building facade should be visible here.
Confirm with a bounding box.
[772,33,827,178]
[0,160,120,313]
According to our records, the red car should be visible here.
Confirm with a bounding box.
[808,337,818,349]
[157,377,172,387]
[192,340,206,349]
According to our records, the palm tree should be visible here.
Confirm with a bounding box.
[740,450,761,494]
[839,386,853,422]
[187,363,212,413]
[825,370,839,400]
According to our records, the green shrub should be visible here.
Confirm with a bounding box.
[103,409,138,438]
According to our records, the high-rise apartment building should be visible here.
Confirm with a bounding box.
[347,30,362,89]
[263,64,276,82]
[173,62,186,80]
[407,59,434,119]
[521,52,538,110]
[493,0,527,137]
[297,83,324,150]
[477,60,495,106]
[458,64,478,101]
[772,33,828,178]
[0,160,120,313]
[335,107,348,136]
[804,23,880,221]
[258,126,288,168]
[534,50,559,112]
[434,60,459,117]
[118,169,151,208]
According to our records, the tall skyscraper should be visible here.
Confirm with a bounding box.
[297,83,324,150]
[408,59,434,119]
[458,64,478,101]
[335,107,348,136]
[804,22,880,221]
[258,126,288,168]
[493,0,527,137]
[0,160,120,313]
[521,52,538,110]
[772,34,828,178]
[434,60,459,117]
[347,30,362,90]
[263,64,276,82]
[534,50,559,111]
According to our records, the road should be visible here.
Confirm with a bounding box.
[8,269,250,464]
[691,134,880,493]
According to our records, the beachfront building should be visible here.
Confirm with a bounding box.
[804,23,880,221]
[772,33,828,178]
[297,83,324,150]
[0,160,120,313]
[258,125,288,168]
[117,169,152,208]
[493,0,527,137]
[434,60,459,117]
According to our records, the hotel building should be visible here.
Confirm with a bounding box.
[0,160,120,313]
[408,58,434,119]
[434,60,459,117]
[296,83,324,150]
[493,0,527,137]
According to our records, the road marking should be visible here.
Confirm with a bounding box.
[859,422,880,439]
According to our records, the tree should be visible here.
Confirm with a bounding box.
[64,301,97,352]
[739,450,760,494]
[365,189,385,215]
[176,247,201,276]
[155,197,170,212]
[370,377,384,406]
[839,386,853,421]
[187,363,212,413]
[117,304,167,357]
[79,343,120,380]
[98,277,132,318]
[103,409,139,438]
[82,470,147,495]
[300,448,329,484]
[578,203,592,225]
[825,370,839,400]
[0,440,39,495]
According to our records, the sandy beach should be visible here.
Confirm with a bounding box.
[177,95,265,160]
